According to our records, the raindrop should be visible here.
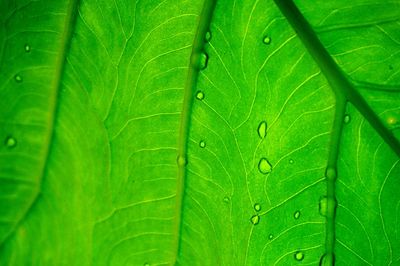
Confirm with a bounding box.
[199,52,208,70]
[268,234,273,240]
[144,263,150,266]
[325,167,336,181]
[24,44,30,52]
[177,155,187,166]
[195,90,204,100]
[257,121,267,139]
[258,158,272,174]
[263,35,271,45]
[344,114,351,124]
[289,159,294,164]
[205,31,212,42]
[254,203,261,212]
[199,140,206,148]
[294,251,304,261]
[250,215,259,225]
[14,74,23,83]
[387,116,398,126]
[294,210,300,219]
[5,136,17,148]
[223,196,230,203]
[319,196,328,217]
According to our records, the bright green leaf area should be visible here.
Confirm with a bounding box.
[0,0,399,265]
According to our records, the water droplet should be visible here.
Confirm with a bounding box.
[254,203,261,212]
[5,136,17,148]
[258,158,272,174]
[294,251,304,261]
[199,140,206,148]
[144,263,150,266]
[294,210,300,219]
[177,155,187,166]
[205,31,212,42]
[289,159,294,164]
[387,116,397,126]
[250,215,259,225]
[344,114,351,124]
[319,196,328,217]
[195,90,204,100]
[24,44,30,52]
[325,167,336,181]
[14,75,22,83]
[263,35,271,45]
[199,52,208,70]
[257,121,267,139]
[223,196,230,203]
[319,253,335,266]
[268,234,273,240]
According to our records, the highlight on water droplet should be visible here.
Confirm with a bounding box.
[14,74,23,83]
[319,196,328,217]
[250,215,260,225]
[24,44,30,52]
[325,167,336,181]
[294,251,304,261]
[258,158,272,174]
[205,31,212,42]
[294,210,300,219]
[387,116,398,126]
[289,159,294,164]
[257,121,267,139]
[263,35,271,45]
[254,203,261,212]
[199,140,206,148]
[177,155,187,166]
[268,234,273,240]
[195,90,204,100]
[199,52,208,70]
[5,136,17,148]
[343,114,351,124]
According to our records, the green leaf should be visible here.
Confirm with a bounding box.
[1,0,399,265]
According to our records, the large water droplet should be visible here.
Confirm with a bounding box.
[263,35,271,45]
[254,203,261,212]
[257,121,267,139]
[294,251,304,261]
[195,90,204,100]
[24,44,31,52]
[205,31,212,42]
[14,75,22,83]
[325,167,336,181]
[294,210,300,219]
[343,114,351,124]
[250,215,259,225]
[5,136,17,148]
[199,140,206,148]
[258,158,272,174]
[199,52,208,70]
[177,155,187,166]
[319,196,328,217]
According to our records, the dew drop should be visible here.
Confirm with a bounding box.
[258,158,272,174]
[294,210,300,219]
[144,263,150,266]
[257,121,267,139]
[24,44,31,52]
[199,52,208,70]
[319,196,328,217]
[177,155,187,166]
[289,159,294,164]
[263,35,271,45]
[387,116,398,126]
[5,136,17,148]
[195,90,204,100]
[205,31,212,42]
[325,167,336,181]
[250,214,259,225]
[223,196,230,203]
[14,74,23,83]
[343,114,351,124]
[254,203,261,212]
[199,140,206,148]
[268,234,273,240]
[294,251,304,261]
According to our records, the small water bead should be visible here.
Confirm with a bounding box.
[250,215,260,225]
[223,196,230,203]
[263,35,271,45]
[24,44,31,52]
[257,121,267,139]
[176,155,187,166]
[5,136,17,148]
[144,263,150,266]
[205,31,212,42]
[289,159,294,164]
[195,90,204,100]
[387,116,398,126]
[258,158,272,174]
[294,210,300,219]
[199,52,208,70]
[268,234,273,240]
[343,114,351,124]
[319,196,328,217]
[254,203,261,212]
[294,251,304,261]
[325,167,337,181]
[14,74,23,83]
[199,140,206,148]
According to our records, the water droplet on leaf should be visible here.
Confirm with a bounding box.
[289,159,294,164]
[199,140,206,148]
[199,52,208,70]
[258,158,272,174]
[387,116,397,126]
[268,234,273,240]
[325,167,336,181]
[294,251,304,261]
[254,203,261,212]
[205,31,212,42]
[344,114,351,124]
[195,90,204,100]
[223,196,230,203]
[24,44,30,52]
[257,121,267,139]
[177,155,187,166]
[294,210,300,219]
[5,136,17,148]
[319,196,328,217]
[144,263,150,266]
[14,75,22,83]
[250,215,259,225]
[263,36,271,45]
